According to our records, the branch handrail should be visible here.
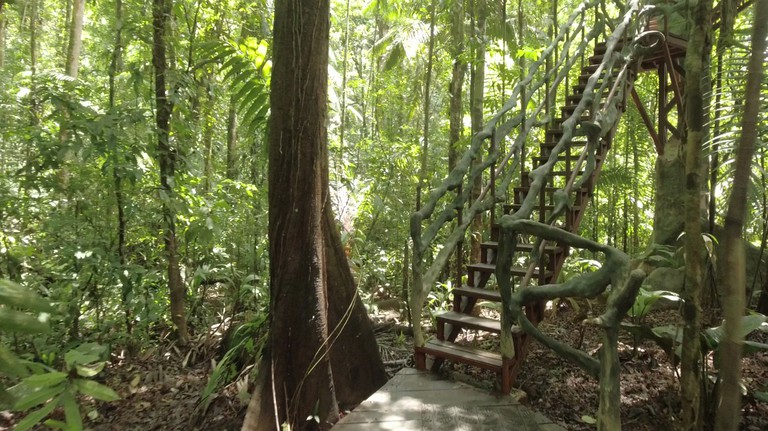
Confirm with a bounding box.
[409,0,606,347]
[495,0,654,358]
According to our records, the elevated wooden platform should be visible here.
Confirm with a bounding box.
[334,368,564,430]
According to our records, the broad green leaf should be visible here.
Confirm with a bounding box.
[755,391,768,403]
[12,383,65,411]
[60,390,84,431]
[75,362,106,378]
[13,400,57,431]
[42,419,68,430]
[21,371,68,387]
[704,314,768,349]
[0,280,54,312]
[75,379,120,402]
[0,345,28,377]
[0,307,50,334]
[65,343,106,368]
[744,340,768,355]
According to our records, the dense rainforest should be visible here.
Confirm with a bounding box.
[0,0,767,430]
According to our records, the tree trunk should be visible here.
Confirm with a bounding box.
[225,98,238,180]
[415,0,437,211]
[242,1,339,429]
[65,0,84,77]
[715,3,768,429]
[0,2,6,70]
[108,0,129,333]
[322,205,387,407]
[28,0,39,125]
[338,0,351,170]
[448,0,465,286]
[469,0,488,263]
[152,0,189,346]
[680,0,713,428]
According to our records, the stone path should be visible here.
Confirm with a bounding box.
[334,368,565,430]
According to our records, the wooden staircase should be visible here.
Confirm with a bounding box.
[415,34,687,393]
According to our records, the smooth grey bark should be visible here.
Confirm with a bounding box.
[680,0,713,427]
[714,2,768,429]
[65,0,84,77]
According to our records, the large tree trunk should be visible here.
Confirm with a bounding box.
[323,205,387,407]
[715,3,768,429]
[652,136,686,245]
[680,0,713,428]
[244,1,338,429]
[241,2,385,429]
[152,0,189,346]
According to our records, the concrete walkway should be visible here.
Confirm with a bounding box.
[334,368,565,430]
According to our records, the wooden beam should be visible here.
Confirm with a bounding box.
[663,42,685,113]
[631,88,663,154]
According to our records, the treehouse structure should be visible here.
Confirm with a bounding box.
[409,0,694,394]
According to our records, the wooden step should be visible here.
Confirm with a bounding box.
[594,41,626,54]
[588,54,605,64]
[533,154,604,165]
[508,203,583,212]
[578,72,618,84]
[481,241,564,254]
[436,311,501,334]
[522,169,586,178]
[418,339,503,372]
[453,285,502,302]
[541,139,587,149]
[466,262,553,278]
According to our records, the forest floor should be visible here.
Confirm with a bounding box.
[1,303,766,430]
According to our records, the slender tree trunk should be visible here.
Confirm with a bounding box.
[58,0,85,191]
[448,0,466,286]
[632,123,639,252]
[715,3,768,430]
[469,0,487,263]
[202,98,215,193]
[28,0,38,125]
[0,2,6,70]
[680,0,713,428]
[225,98,238,180]
[65,0,84,77]
[415,0,437,211]
[109,0,129,333]
[152,0,189,346]
[338,0,351,171]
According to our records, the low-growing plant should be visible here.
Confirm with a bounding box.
[1,280,120,431]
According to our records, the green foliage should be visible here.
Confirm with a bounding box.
[623,313,768,366]
[199,37,271,134]
[8,343,119,431]
[1,282,118,429]
[628,288,681,323]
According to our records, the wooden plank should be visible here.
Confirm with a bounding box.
[453,285,502,302]
[336,369,566,430]
[419,339,503,370]
[436,311,502,333]
[467,263,553,278]
[482,241,563,253]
